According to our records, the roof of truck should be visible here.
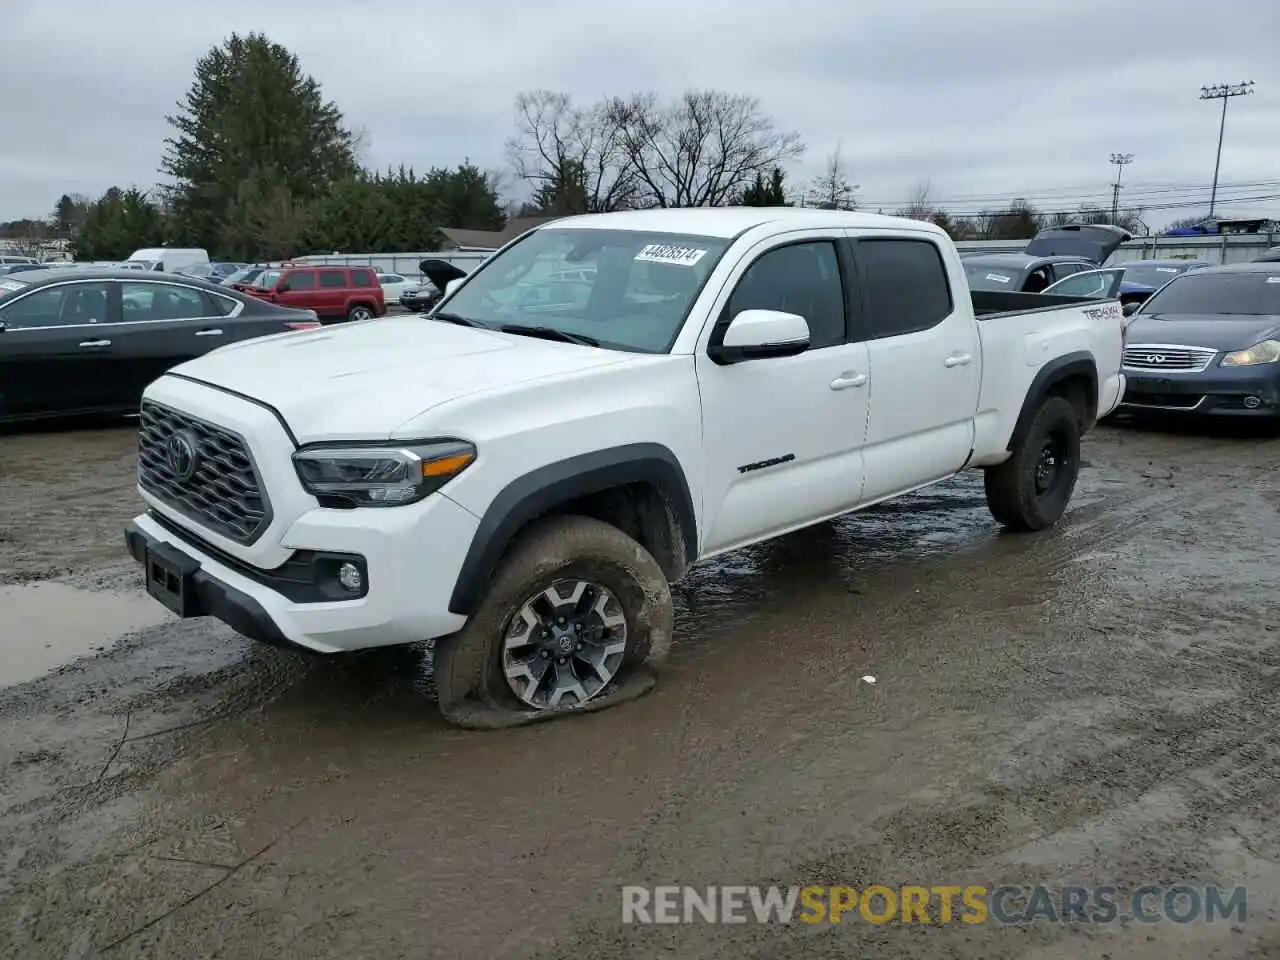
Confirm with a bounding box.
[539,207,948,239]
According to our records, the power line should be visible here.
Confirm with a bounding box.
[854,178,1280,209]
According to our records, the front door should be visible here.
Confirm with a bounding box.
[0,280,118,418]
[695,234,870,556]
[849,235,980,503]
[114,280,235,402]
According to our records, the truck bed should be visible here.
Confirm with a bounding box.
[971,289,1105,319]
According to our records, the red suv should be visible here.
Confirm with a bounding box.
[248,265,387,323]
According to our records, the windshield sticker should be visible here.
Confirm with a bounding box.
[1156,267,1179,273]
[1267,277,1280,283]
[635,244,707,266]
[985,273,1012,284]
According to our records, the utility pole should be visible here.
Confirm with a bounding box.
[1199,81,1255,217]
[1109,153,1134,223]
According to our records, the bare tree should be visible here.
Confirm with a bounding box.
[808,144,857,210]
[606,90,804,208]
[506,90,636,214]
[895,180,934,221]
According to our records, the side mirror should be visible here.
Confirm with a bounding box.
[0,320,6,334]
[709,309,810,365]
[1122,302,1140,317]
[444,277,465,297]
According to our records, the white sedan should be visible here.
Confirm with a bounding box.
[379,273,420,303]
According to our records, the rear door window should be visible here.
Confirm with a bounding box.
[857,239,954,338]
[319,271,347,289]
[351,269,376,288]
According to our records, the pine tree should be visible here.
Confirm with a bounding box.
[160,32,357,253]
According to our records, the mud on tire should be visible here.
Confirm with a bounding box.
[434,515,674,730]
[984,395,1082,532]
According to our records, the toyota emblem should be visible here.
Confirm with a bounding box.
[165,431,200,482]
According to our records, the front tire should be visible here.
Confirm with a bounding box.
[984,395,1082,532]
[434,515,674,729]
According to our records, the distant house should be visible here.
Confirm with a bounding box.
[438,216,564,252]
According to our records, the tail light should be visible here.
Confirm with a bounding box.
[285,320,321,331]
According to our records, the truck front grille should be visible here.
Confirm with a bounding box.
[1122,345,1217,372]
[137,401,271,544]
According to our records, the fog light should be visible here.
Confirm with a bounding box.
[337,562,363,593]
[1244,396,1262,409]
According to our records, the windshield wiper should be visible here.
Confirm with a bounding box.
[498,324,600,347]
[433,311,486,328]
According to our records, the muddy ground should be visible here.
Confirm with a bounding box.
[2,415,1279,959]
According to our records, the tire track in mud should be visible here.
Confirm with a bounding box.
[535,438,1280,960]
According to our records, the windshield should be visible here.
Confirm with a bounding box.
[254,270,282,289]
[1140,272,1280,316]
[0,277,29,294]
[437,228,732,352]
[225,267,264,285]
[964,262,1021,291]
[1121,263,1191,287]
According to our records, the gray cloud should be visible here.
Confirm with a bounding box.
[0,0,1276,226]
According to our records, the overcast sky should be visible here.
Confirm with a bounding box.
[1,0,1276,228]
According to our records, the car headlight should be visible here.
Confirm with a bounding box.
[292,440,475,507]
[1221,340,1280,367]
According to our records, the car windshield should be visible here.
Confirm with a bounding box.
[0,277,29,294]
[225,267,263,284]
[436,228,733,352]
[964,262,1021,291]
[255,270,282,289]
[1141,272,1280,316]
[1122,264,1190,287]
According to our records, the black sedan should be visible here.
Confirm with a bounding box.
[1119,262,1280,417]
[0,269,320,424]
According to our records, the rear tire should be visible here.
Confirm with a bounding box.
[347,304,374,322]
[435,515,674,729]
[984,396,1082,532]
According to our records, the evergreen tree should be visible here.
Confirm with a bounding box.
[71,187,166,261]
[160,32,357,252]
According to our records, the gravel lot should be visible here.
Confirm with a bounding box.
[2,414,1279,959]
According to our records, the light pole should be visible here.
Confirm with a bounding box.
[1199,81,1255,217]
[1109,153,1133,223]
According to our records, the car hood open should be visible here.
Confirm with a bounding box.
[1025,224,1132,264]
[419,258,469,291]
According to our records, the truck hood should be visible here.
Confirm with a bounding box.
[166,316,635,441]
[1024,224,1131,264]
[1125,314,1280,351]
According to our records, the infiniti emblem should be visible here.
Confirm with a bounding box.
[165,430,200,482]
[1143,354,1167,364]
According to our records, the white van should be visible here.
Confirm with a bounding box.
[125,247,210,273]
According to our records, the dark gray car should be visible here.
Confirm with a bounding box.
[0,269,321,424]
[1119,262,1280,417]
[962,223,1132,293]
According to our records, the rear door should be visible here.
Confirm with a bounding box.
[316,269,348,319]
[113,280,247,400]
[350,268,382,315]
[0,280,119,417]
[851,233,981,503]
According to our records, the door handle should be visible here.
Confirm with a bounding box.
[78,339,111,348]
[944,353,973,367]
[830,372,867,390]
[194,328,223,337]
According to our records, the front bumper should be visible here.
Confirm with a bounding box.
[126,491,480,654]
[1120,366,1280,416]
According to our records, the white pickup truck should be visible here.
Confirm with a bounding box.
[125,209,1125,728]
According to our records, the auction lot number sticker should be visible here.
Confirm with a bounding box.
[635,244,708,266]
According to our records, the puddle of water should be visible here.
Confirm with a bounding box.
[0,582,170,687]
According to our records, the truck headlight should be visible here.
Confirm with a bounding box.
[293,440,475,507]
[1221,340,1280,367]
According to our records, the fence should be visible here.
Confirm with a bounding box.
[296,233,1277,279]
